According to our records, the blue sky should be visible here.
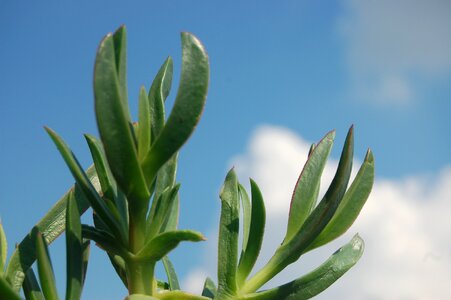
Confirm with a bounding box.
[1,1,450,299]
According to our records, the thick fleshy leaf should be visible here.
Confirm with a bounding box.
[160,193,179,232]
[217,168,240,297]
[45,127,125,242]
[125,295,159,300]
[85,134,129,234]
[243,127,354,293]
[81,240,90,286]
[5,166,98,291]
[0,276,21,300]
[155,154,178,205]
[162,256,180,290]
[35,230,59,300]
[142,33,209,186]
[138,86,152,161]
[136,230,205,262]
[65,195,83,300]
[0,221,6,274]
[94,31,149,206]
[238,184,251,254]
[146,184,180,240]
[284,131,334,243]
[201,277,217,298]
[239,235,364,300]
[157,290,211,300]
[108,254,128,287]
[148,57,173,139]
[112,25,130,120]
[237,179,266,286]
[23,268,44,300]
[306,149,374,252]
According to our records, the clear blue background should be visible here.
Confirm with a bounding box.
[1,1,450,298]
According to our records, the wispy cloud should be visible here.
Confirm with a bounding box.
[339,0,451,106]
[183,125,451,299]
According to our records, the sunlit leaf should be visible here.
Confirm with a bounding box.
[0,276,21,300]
[35,230,59,300]
[138,86,152,161]
[0,221,6,274]
[201,277,217,298]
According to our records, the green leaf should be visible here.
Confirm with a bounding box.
[306,149,374,252]
[201,277,217,298]
[238,184,251,254]
[85,134,129,234]
[35,230,59,300]
[148,57,173,139]
[81,225,127,258]
[136,230,205,262]
[217,168,240,297]
[142,33,209,186]
[155,154,178,205]
[0,221,6,274]
[138,86,152,161]
[239,235,364,300]
[243,127,354,293]
[5,166,98,292]
[107,254,128,287]
[237,179,266,286]
[94,30,149,206]
[81,240,90,287]
[112,25,130,121]
[65,194,83,300]
[162,256,180,290]
[157,290,211,300]
[45,127,125,242]
[284,130,335,244]
[146,184,180,240]
[0,276,21,300]
[160,193,180,232]
[125,294,159,300]
[23,267,44,300]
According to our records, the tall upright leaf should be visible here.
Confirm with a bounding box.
[94,30,149,207]
[0,221,6,274]
[112,25,130,120]
[35,230,59,300]
[23,268,45,300]
[217,169,240,297]
[142,33,209,185]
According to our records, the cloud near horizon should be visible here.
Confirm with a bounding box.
[339,0,451,106]
[183,125,451,299]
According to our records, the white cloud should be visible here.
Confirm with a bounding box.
[184,125,451,299]
[339,0,451,105]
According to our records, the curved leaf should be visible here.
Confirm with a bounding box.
[5,166,98,291]
[239,235,364,300]
[94,31,149,206]
[112,25,130,120]
[284,131,334,243]
[0,276,21,300]
[138,86,152,161]
[142,32,209,186]
[136,230,205,262]
[307,149,374,252]
[148,57,173,139]
[201,277,217,299]
[162,256,180,290]
[217,168,240,297]
[237,179,266,286]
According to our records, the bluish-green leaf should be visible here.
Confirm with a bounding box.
[5,166,98,291]
[148,57,173,139]
[239,235,364,300]
[284,131,334,243]
[112,25,130,120]
[138,86,152,161]
[162,256,180,290]
[65,194,83,300]
[81,240,90,287]
[0,276,21,300]
[142,33,209,186]
[243,127,354,293]
[23,268,44,300]
[45,127,125,242]
[237,179,266,286]
[0,221,6,274]
[217,168,240,297]
[146,184,180,240]
[307,149,374,252]
[201,277,217,299]
[238,184,251,254]
[136,230,205,262]
[35,230,59,300]
[94,31,149,206]
[85,134,129,235]
[81,225,127,258]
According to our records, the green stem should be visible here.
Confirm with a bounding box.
[240,256,283,294]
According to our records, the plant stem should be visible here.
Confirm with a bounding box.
[127,208,155,295]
